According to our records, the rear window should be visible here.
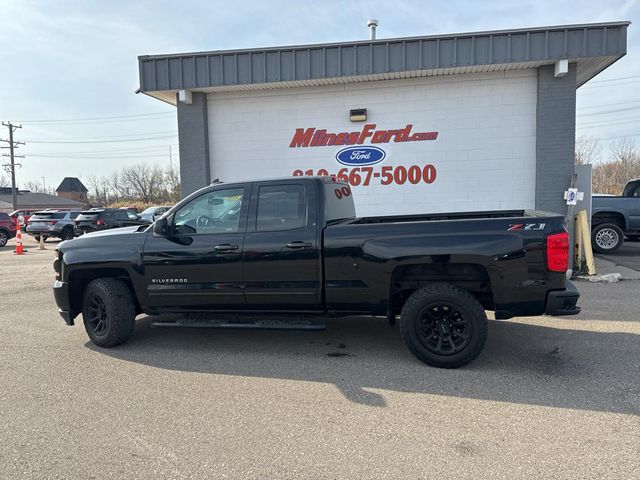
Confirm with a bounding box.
[323,180,356,222]
[30,212,66,220]
[256,185,307,231]
[76,212,101,220]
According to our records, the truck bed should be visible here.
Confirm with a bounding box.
[342,209,547,225]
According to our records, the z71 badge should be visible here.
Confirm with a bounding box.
[507,223,546,231]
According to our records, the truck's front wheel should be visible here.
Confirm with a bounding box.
[399,283,487,368]
[82,278,135,347]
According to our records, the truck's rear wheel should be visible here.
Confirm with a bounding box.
[82,278,135,347]
[592,223,624,253]
[399,283,487,368]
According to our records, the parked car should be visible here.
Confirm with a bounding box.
[26,210,81,241]
[53,176,579,369]
[9,209,38,230]
[0,212,17,247]
[74,208,151,236]
[139,205,172,222]
[592,179,640,253]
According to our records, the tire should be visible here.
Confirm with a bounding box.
[592,223,624,254]
[0,230,8,247]
[34,235,46,242]
[399,283,488,368]
[82,278,136,347]
[61,227,75,241]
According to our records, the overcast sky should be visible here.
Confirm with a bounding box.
[0,0,638,192]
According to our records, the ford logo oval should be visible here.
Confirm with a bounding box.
[335,146,386,166]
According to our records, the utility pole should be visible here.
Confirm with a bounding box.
[1,122,25,210]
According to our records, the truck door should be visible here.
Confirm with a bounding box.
[242,181,322,310]
[142,185,249,309]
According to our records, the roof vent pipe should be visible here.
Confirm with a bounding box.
[367,19,378,40]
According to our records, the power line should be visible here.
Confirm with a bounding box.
[27,134,178,144]
[577,99,640,110]
[25,130,177,141]
[13,111,174,124]
[577,105,640,117]
[589,132,640,141]
[30,144,178,155]
[29,152,180,159]
[588,74,640,84]
[582,80,639,89]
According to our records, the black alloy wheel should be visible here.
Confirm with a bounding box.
[85,293,110,337]
[399,282,487,368]
[82,278,136,347]
[415,302,471,355]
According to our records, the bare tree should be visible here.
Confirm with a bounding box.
[24,181,42,193]
[165,161,181,202]
[592,138,640,194]
[575,135,600,165]
[0,175,10,188]
[87,174,109,206]
[121,163,165,203]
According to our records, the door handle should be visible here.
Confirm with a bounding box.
[286,241,312,249]
[213,244,239,252]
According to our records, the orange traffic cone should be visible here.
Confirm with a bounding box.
[13,224,26,255]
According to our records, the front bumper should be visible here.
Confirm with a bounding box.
[545,281,581,316]
[53,280,74,325]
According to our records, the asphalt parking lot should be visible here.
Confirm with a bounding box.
[597,237,640,271]
[1,236,639,479]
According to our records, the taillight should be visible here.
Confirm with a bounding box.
[49,221,58,226]
[96,219,105,226]
[546,231,569,273]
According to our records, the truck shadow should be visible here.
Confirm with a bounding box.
[88,316,640,414]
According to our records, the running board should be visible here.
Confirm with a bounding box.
[151,317,326,331]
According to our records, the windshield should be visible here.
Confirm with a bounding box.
[140,207,156,215]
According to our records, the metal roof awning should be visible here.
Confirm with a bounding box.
[138,21,629,105]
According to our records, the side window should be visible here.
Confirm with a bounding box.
[116,211,129,221]
[127,211,138,220]
[174,188,244,235]
[256,185,307,231]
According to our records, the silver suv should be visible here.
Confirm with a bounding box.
[26,210,81,241]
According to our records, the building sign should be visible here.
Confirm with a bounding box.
[290,123,438,187]
[335,146,386,166]
[289,123,438,148]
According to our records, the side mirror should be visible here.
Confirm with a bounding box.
[153,216,170,236]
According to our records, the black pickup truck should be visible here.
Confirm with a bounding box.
[53,176,580,368]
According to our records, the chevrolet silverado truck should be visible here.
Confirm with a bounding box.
[53,176,580,368]
[592,179,640,253]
